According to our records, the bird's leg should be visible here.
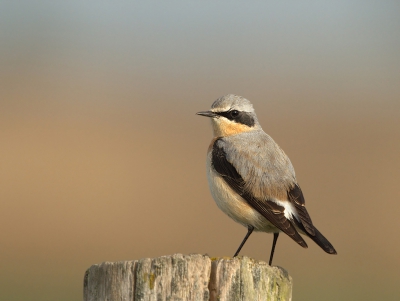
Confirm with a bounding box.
[269,232,280,265]
[233,225,254,257]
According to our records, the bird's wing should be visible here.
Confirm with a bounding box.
[287,185,336,253]
[212,138,307,248]
[287,185,315,235]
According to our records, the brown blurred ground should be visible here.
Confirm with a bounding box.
[1,2,400,301]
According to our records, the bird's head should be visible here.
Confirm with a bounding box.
[197,94,260,137]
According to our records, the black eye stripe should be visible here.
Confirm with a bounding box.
[214,110,255,127]
[214,110,235,119]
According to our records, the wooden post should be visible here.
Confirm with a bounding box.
[84,254,292,301]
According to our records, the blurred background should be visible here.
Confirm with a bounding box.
[1,1,399,300]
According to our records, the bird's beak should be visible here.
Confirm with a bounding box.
[196,110,217,118]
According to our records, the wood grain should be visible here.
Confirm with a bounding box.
[84,254,292,301]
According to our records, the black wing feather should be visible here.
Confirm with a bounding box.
[287,185,315,235]
[288,185,337,254]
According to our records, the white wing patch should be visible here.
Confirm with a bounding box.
[272,199,299,221]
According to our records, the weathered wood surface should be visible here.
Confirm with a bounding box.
[84,254,292,301]
[209,256,292,301]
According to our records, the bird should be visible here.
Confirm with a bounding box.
[197,94,337,265]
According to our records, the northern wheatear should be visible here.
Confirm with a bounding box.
[197,94,336,265]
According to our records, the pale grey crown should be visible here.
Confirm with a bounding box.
[211,94,255,113]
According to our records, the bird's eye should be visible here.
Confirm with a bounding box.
[230,110,239,118]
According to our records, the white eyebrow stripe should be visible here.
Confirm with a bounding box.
[211,106,231,113]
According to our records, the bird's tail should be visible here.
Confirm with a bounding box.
[293,218,337,254]
[306,226,337,254]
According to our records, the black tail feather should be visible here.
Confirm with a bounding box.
[307,226,337,254]
[293,218,337,254]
